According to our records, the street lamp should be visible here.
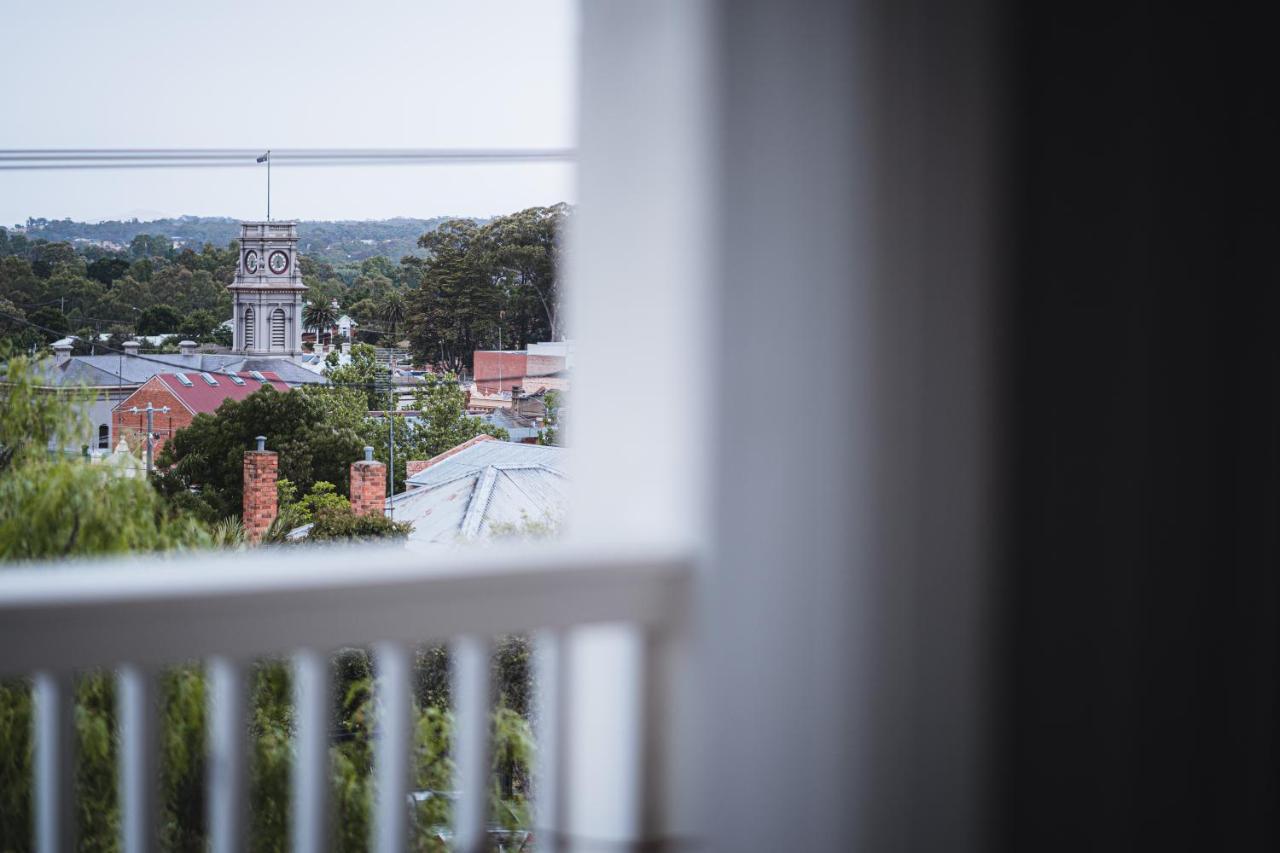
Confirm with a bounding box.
[128,402,170,473]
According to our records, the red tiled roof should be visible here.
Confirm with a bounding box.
[153,371,291,414]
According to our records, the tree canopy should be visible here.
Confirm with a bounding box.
[155,386,365,520]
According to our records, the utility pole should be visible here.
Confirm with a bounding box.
[128,402,170,474]
[387,347,395,519]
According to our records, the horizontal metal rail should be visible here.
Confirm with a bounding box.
[0,148,576,171]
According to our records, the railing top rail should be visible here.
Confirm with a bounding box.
[0,542,693,675]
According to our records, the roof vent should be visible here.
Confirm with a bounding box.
[174,373,193,387]
[250,370,267,383]
[225,372,246,386]
[199,372,219,386]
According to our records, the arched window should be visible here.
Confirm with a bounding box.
[270,308,286,351]
[98,424,109,449]
[243,306,255,350]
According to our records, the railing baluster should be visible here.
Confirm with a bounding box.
[533,631,567,851]
[291,648,330,853]
[453,635,491,853]
[118,664,158,853]
[33,670,75,853]
[373,641,410,853]
[207,656,247,853]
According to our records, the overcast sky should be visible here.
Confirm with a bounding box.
[1,0,578,226]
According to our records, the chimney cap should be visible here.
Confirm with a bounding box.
[255,435,266,451]
[123,339,141,351]
[178,339,197,350]
[364,445,374,462]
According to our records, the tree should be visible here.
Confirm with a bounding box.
[380,289,406,344]
[26,306,69,342]
[302,299,339,344]
[86,256,129,287]
[177,308,220,342]
[403,206,568,371]
[324,342,390,410]
[1,351,213,849]
[360,375,508,492]
[136,303,181,335]
[539,389,562,446]
[155,386,365,520]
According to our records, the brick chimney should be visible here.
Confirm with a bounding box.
[243,435,278,544]
[123,339,141,357]
[510,385,522,416]
[178,339,197,356]
[350,445,386,517]
[53,341,72,365]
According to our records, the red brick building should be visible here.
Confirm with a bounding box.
[473,348,568,393]
[112,371,291,458]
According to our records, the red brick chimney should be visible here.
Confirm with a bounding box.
[243,435,278,544]
[350,446,387,517]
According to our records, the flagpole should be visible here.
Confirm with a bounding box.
[267,149,271,220]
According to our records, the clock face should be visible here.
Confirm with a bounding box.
[268,250,289,275]
[244,250,259,273]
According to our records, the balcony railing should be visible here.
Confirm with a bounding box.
[0,542,693,852]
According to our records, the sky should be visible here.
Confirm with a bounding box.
[1,0,578,226]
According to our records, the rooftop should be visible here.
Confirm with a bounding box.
[392,438,567,549]
[139,371,291,415]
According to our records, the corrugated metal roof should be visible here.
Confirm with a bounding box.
[32,354,327,387]
[405,439,565,489]
[393,440,567,549]
[153,371,291,414]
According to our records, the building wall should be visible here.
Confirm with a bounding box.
[473,351,528,393]
[111,379,192,459]
[520,374,570,394]
[525,353,566,377]
[48,388,133,454]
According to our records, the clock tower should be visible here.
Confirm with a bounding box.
[229,221,307,355]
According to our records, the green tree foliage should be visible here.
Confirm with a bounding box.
[379,288,406,344]
[156,386,365,520]
[136,303,181,335]
[358,375,508,493]
[539,389,562,446]
[0,351,213,849]
[405,205,566,371]
[25,306,69,342]
[176,308,221,342]
[302,299,339,343]
[324,342,391,410]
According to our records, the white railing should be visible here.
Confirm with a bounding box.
[0,542,694,852]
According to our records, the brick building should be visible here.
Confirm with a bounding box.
[112,370,291,459]
[472,341,572,394]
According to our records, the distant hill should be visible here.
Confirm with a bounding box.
[19,215,463,264]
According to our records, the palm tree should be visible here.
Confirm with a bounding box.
[380,290,407,345]
[303,300,339,346]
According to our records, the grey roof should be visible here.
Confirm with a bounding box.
[393,440,567,549]
[477,408,542,441]
[32,354,327,388]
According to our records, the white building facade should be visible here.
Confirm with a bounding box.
[229,221,307,355]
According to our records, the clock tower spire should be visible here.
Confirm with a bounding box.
[229,221,307,355]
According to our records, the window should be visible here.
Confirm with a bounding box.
[98,424,109,449]
[243,307,255,350]
[270,308,286,351]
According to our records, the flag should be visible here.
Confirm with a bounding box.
[256,151,270,163]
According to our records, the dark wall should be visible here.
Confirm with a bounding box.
[999,4,1280,849]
